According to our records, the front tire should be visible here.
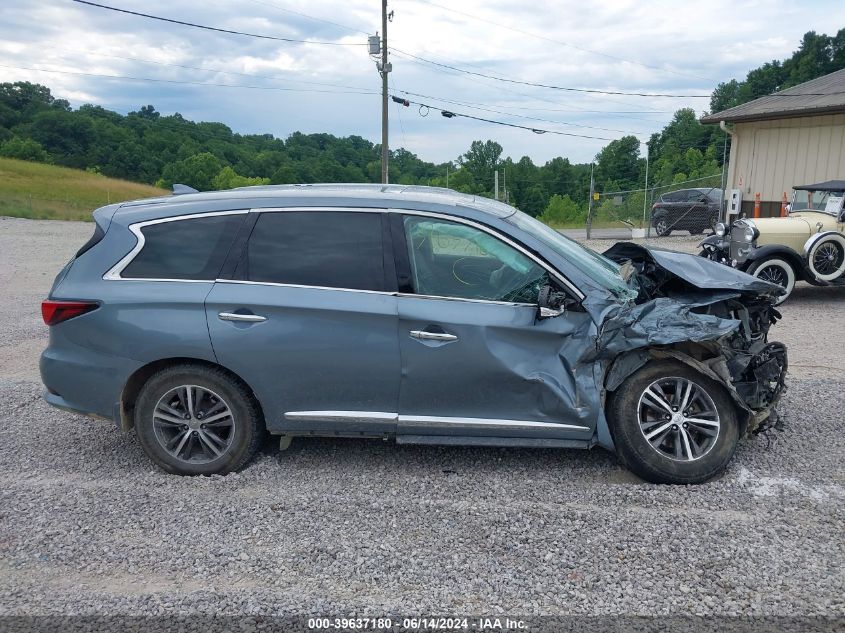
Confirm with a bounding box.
[748,257,796,305]
[652,214,672,237]
[135,364,262,476]
[607,360,740,485]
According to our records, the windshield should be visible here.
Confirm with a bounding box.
[791,189,845,215]
[506,210,638,301]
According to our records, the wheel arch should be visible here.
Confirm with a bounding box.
[603,344,754,436]
[743,244,808,280]
[118,357,266,432]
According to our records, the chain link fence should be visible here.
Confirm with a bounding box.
[588,173,724,238]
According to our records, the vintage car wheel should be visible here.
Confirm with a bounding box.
[807,233,845,282]
[135,364,263,476]
[748,258,795,305]
[607,360,739,485]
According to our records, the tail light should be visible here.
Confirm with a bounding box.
[41,300,99,326]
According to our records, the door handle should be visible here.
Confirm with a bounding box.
[410,330,457,342]
[219,312,267,323]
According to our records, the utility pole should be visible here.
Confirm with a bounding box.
[586,163,595,240]
[380,0,390,184]
[642,143,650,237]
[494,170,499,201]
[446,164,449,188]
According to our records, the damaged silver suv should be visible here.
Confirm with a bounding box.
[41,184,787,484]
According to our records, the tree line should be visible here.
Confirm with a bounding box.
[1,29,842,222]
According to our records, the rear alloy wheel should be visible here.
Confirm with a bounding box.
[653,215,671,237]
[749,258,795,305]
[608,360,739,484]
[135,364,262,475]
[807,234,845,282]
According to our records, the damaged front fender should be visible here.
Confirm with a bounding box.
[598,242,788,436]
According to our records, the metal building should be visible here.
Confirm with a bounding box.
[701,68,845,217]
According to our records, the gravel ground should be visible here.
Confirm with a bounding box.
[0,216,843,621]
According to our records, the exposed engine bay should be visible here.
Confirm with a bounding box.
[600,242,788,434]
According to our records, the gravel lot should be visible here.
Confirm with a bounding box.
[0,216,843,621]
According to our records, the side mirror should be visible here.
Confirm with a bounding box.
[537,284,566,320]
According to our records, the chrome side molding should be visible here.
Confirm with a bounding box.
[282,410,590,433]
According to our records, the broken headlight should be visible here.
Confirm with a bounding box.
[714,222,727,237]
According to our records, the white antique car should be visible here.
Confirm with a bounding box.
[700,180,845,304]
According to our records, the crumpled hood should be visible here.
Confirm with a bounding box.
[603,242,783,299]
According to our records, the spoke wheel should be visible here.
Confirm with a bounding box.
[152,385,235,464]
[751,258,795,305]
[637,377,720,462]
[756,264,787,287]
[654,218,670,237]
[813,241,844,276]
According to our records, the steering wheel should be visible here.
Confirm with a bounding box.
[452,257,492,287]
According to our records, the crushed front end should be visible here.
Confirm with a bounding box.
[601,242,788,434]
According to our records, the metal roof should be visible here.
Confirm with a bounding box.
[701,68,845,124]
[793,179,845,191]
[118,183,519,218]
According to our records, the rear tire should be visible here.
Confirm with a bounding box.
[748,257,795,305]
[607,360,740,485]
[135,364,262,476]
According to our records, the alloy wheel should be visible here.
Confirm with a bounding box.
[637,377,721,462]
[655,219,669,236]
[152,385,236,464]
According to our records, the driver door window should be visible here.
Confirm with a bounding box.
[402,216,548,304]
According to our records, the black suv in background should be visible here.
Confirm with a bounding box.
[651,188,723,237]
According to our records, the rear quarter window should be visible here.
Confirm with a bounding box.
[121,214,244,280]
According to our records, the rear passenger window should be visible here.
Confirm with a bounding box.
[122,214,244,280]
[239,211,385,291]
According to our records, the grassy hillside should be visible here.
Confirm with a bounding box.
[0,158,165,221]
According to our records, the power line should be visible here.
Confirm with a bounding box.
[389,49,671,124]
[56,45,665,120]
[0,63,379,94]
[34,43,668,134]
[393,88,654,136]
[70,0,366,46]
[393,95,614,141]
[390,48,710,98]
[409,0,717,84]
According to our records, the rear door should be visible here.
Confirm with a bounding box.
[205,209,401,435]
[390,212,596,442]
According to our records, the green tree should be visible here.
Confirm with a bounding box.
[594,135,641,192]
[458,140,503,194]
[539,194,584,225]
[157,152,222,191]
[212,166,270,190]
[0,136,48,162]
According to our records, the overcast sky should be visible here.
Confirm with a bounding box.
[2,0,843,166]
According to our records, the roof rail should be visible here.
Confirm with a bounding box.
[172,184,199,195]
